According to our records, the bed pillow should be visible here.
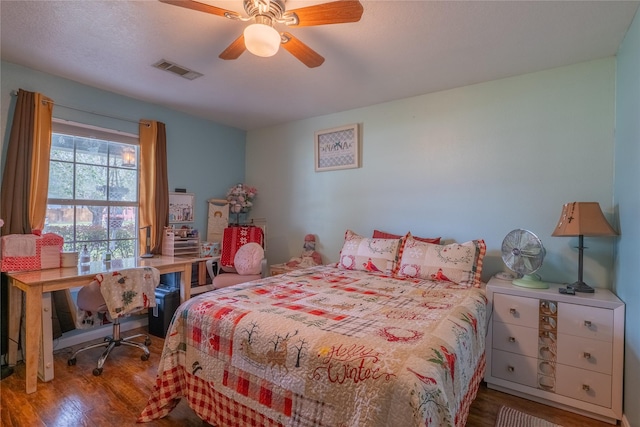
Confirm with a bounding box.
[234,242,264,275]
[397,236,486,287]
[338,229,401,274]
[372,229,441,245]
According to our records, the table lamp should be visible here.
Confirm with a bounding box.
[552,202,618,293]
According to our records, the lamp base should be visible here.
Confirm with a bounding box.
[568,281,595,293]
[140,253,154,259]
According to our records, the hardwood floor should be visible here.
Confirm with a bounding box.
[468,383,615,427]
[0,328,616,427]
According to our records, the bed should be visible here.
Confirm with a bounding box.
[139,231,488,426]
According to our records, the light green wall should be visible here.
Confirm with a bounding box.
[614,7,640,426]
[247,58,617,290]
[0,61,247,236]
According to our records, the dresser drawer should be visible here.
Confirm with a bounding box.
[556,365,612,408]
[491,349,538,388]
[492,321,539,358]
[493,294,539,327]
[557,334,612,375]
[485,279,624,423]
[558,303,613,342]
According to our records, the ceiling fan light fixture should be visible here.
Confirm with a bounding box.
[244,23,280,57]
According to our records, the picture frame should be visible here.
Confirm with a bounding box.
[206,198,229,242]
[314,123,360,172]
[169,192,195,223]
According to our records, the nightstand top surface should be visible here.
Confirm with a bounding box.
[486,276,624,308]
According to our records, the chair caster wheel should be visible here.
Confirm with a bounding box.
[92,367,103,376]
[141,353,150,361]
[67,358,76,366]
[145,338,151,346]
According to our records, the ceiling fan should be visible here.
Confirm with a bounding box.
[159,0,364,68]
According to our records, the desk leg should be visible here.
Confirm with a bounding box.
[7,279,21,367]
[24,285,43,394]
[198,261,208,285]
[180,263,192,302]
[39,292,54,382]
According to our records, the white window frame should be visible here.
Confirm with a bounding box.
[45,119,140,259]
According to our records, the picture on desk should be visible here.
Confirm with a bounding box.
[169,192,195,223]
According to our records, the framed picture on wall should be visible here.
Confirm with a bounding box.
[314,123,360,172]
[169,192,195,223]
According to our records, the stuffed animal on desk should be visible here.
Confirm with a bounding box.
[286,234,322,268]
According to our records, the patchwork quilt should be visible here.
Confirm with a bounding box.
[139,265,487,427]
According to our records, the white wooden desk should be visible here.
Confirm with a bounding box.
[6,255,196,394]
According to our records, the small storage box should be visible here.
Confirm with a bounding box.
[0,233,64,272]
[148,285,180,338]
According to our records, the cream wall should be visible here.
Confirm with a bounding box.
[246,58,616,288]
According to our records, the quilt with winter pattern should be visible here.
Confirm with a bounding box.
[139,265,487,427]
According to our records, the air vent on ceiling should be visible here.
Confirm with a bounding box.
[152,59,203,80]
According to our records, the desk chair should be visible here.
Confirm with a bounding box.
[67,267,160,376]
[207,225,267,289]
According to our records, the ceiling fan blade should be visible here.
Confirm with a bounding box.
[219,35,246,60]
[158,0,240,19]
[287,1,363,27]
[281,33,325,68]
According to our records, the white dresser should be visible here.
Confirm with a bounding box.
[484,277,625,424]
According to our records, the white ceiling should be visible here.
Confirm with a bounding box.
[1,1,638,131]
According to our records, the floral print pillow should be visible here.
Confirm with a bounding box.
[338,229,401,275]
[397,236,486,287]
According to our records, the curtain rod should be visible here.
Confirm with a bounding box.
[11,89,150,127]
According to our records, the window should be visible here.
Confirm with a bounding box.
[44,121,139,261]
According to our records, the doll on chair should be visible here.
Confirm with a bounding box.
[286,234,322,268]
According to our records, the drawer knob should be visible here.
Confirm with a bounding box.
[539,346,555,359]
[540,301,557,314]
[508,337,516,343]
[583,352,591,359]
[540,331,556,342]
[507,366,515,373]
[509,308,517,315]
[584,320,592,327]
[540,316,557,329]
[582,384,591,391]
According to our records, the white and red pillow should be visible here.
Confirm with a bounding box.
[396,236,486,287]
[337,229,401,275]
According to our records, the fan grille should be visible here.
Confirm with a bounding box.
[501,229,545,275]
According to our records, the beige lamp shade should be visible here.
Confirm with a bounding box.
[552,202,618,237]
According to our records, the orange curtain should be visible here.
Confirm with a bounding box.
[0,89,53,235]
[139,120,169,255]
[29,93,54,231]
